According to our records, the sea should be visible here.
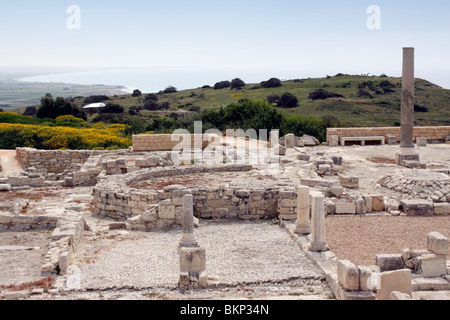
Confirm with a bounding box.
[18,67,298,94]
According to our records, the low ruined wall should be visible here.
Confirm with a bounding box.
[92,163,298,223]
[16,148,129,174]
[132,134,218,152]
[326,126,450,144]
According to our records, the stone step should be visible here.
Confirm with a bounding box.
[411,276,450,291]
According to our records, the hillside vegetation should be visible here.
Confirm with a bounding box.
[1,74,448,150]
[68,74,449,128]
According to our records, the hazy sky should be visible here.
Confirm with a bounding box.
[1,0,449,88]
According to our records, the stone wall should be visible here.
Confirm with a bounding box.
[132,134,218,152]
[92,164,298,225]
[327,126,450,144]
[16,147,130,175]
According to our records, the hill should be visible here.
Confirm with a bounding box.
[69,74,449,128]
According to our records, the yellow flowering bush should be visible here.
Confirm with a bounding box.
[0,123,131,150]
[55,115,86,123]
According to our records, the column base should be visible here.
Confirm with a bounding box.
[294,225,311,235]
[396,148,420,167]
[309,241,329,252]
[179,233,199,248]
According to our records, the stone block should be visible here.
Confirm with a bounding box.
[427,232,448,255]
[400,199,434,216]
[329,135,339,147]
[412,276,450,291]
[272,145,286,156]
[371,195,385,211]
[0,184,12,192]
[376,254,404,272]
[434,203,450,215]
[285,134,295,148]
[356,197,366,214]
[325,200,335,215]
[158,204,175,220]
[416,137,427,147]
[337,260,360,291]
[3,290,29,300]
[376,269,412,301]
[335,202,356,214]
[297,154,311,161]
[358,265,379,291]
[330,186,344,197]
[179,247,207,280]
[416,253,447,277]
[386,135,397,145]
[331,156,343,165]
[339,175,359,188]
[363,195,373,212]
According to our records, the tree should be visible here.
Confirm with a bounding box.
[278,93,298,108]
[214,81,231,90]
[308,89,344,100]
[145,94,158,102]
[23,106,37,116]
[84,95,110,104]
[144,101,159,111]
[231,78,246,90]
[99,103,124,114]
[36,96,87,120]
[132,89,142,97]
[261,78,282,88]
[163,86,177,94]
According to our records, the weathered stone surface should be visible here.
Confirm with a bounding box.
[356,197,366,214]
[416,137,427,147]
[376,254,404,272]
[358,265,379,291]
[371,195,385,211]
[310,194,327,252]
[390,291,412,300]
[412,277,450,291]
[416,253,447,277]
[297,154,311,161]
[0,184,12,192]
[330,186,344,197]
[329,135,339,147]
[386,135,397,145]
[427,232,448,255]
[339,175,359,188]
[400,199,434,216]
[376,269,412,301]
[337,260,360,291]
[284,134,295,149]
[335,202,356,214]
[434,203,450,215]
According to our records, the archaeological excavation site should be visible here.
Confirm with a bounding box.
[0,125,449,301]
[0,49,449,302]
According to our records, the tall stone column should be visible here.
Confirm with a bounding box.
[400,47,415,149]
[294,186,311,235]
[396,47,420,166]
[309,194,328,252]
[179,194,199,248]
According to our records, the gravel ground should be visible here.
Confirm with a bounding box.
[326,215,450,266]
[76,220,325,290]
[67,219,333,299]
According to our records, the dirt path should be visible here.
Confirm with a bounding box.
[0,150,22,177]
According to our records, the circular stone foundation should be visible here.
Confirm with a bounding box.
[378,169,450,202]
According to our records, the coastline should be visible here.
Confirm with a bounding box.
[0,78,129,110]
